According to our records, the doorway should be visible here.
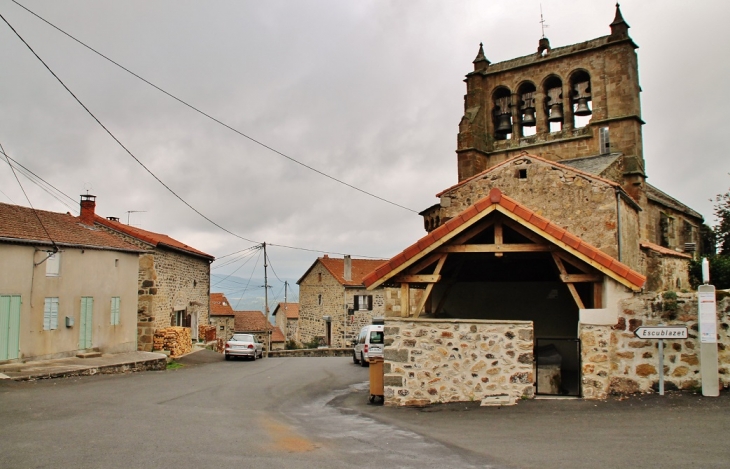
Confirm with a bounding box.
[0,295,21,360]
[535,338,581,396]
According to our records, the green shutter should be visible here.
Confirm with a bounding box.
[44,297,58,330]
[79,297,93,349]
[0,295,21,360]
[110,297,120,325]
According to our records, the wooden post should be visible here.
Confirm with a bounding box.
[401,283,410,318]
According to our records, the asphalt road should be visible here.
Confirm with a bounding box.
[1,351,728,469]
[0,351,496,469]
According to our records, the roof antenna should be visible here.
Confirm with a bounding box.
[126,210,146,225]
[540,4,549,38]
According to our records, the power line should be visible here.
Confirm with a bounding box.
[0,148,78,212]
[0,141,59,252]
[212,246,261,288]
[11,1,419,214]
[0,11,261,246]
[233,249,262,310]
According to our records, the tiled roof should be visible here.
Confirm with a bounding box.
[363,188,646,291]
[640,241,693,259]
[272,302,299,319]
[95,215,214,260]
[234,311,273,332]
[645,184,703,220]
[435,152,620,198]
[271,326,286,343]
[560,153,622,176]
[0,202,143,253]
[297,256,388,287]
[210,293,235,316]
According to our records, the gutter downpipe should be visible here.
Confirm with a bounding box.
[615,189,622,262]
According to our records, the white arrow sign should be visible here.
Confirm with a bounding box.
[634,326,688,339]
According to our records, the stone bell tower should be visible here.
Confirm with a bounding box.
[456,3,645,197]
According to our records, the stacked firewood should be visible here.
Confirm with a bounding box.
[198,325,216,342]
[153,327,192,357]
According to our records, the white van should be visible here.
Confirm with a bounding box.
[353,324,384,367]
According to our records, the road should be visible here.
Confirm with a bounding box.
[0,352,497,469]
[1,352,728,468]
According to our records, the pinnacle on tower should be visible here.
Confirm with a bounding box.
[609,3,630,40]
[473,42,490,71]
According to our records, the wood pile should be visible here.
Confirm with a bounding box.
[198,325,216,342]
[153,327,192,357]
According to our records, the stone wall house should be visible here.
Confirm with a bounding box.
[0,197,142,362]
[88,200,214,352]
[297,255,388,348]
[233,310,280,352]
[272,302,299,345]
[364,6,718,407]
[210,293,236,341]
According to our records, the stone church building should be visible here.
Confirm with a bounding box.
[363,5,729,406]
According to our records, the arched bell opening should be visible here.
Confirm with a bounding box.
[517,82,537,137]
[543,75,563,133]
[492,86,513,141]
[570,70,592,129]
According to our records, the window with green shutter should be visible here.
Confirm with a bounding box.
[110,297,120,325]
[43,297,59,330]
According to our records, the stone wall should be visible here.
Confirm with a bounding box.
[641,250,690,292]
[441,156,630,263]
[383,287,425,318]
[580,291,730,398]
[299,262,385,347]
[267,347,352,358]
[383,318,534,406]
[210,315,235,341]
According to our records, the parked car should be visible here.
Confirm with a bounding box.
[353,324,384,367]
[224,334,263,361]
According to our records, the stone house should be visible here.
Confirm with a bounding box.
[362,6,724,406]
[0,198,142,362]
[87,198,214,352]
[297,255,389,348]
[272,302,299,345]
[233,310,285,351]
[209,292,236,341]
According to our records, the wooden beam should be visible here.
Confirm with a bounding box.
[439,244,554,253]
[393,274,441,283]
[400,283,410,318]
[560,274,602,283]
[553,251,593,274]
[567,284,585,310]
[450,219,495,246]
[413,255,447,318]
[493,222,504,258]
[502,218,549,245]
[403,253,441,276]
[593,282,603,309]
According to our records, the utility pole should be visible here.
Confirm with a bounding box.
[263,242,270,358]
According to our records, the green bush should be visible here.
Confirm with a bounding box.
[689,256,730,289]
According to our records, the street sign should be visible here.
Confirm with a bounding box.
[634,326,688,339]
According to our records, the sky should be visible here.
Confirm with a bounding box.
[1,0,728,289]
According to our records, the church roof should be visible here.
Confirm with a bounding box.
[560,153,622,177]
[364,188,645,291]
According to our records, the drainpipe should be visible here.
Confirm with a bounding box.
[615,189,622,262]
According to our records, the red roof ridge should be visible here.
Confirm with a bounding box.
[363,188,646,291]
[640,241,692,259]
[435,152,620,198]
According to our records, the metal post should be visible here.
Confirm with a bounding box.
[263,242,270,358]
[658,339,664,396]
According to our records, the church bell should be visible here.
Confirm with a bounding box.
[574,97,592,116]
[521,92,536,127]
[548,103,563,122]
[496,114,513,133]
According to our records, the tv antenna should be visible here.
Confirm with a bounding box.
[126,210,146,225]
[540,4,549,38]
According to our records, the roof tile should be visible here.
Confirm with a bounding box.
[272,302,299,319]
[461,205,479,222]
[316,257,389,286]
[593,250,614,269]
[544,223,566,241]
[608,260,629,278]
[561,232,581,249]
[529,213,550,231]
[577,242,598,260]
[403,243,421,261]
[499,197,517,212]
[234,311,272,332]
[625,270,647,288]
[210,293,234,316]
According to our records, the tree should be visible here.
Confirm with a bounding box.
[714,190,730,255]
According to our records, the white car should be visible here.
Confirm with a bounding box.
[224,334,263,361]
[353,324,384,367]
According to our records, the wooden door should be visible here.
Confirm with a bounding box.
[0,295,21,360]
[79,297,93,350]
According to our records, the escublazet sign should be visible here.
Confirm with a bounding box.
[633,326,688,339]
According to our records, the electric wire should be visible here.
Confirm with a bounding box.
[211,245,261,288]
[0,12,261,246]
[233,249,262,310]
[0,142,59,251]
[0,149,78,212]
[11,1,419,214]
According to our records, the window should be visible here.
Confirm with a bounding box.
[354,295,373,311]
[110,297,120,325]
[318,294,322,306]
[599,127,610,154]
[175,310,185,326]
[46,252,60,277]
[318,272,322,283]
[43,297,59,330]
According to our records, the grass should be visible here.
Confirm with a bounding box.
[166,361,184,370]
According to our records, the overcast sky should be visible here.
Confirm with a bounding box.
[1,0,728,284]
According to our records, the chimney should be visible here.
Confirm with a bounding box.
[79,194,97,226]
[344,255,352,282]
